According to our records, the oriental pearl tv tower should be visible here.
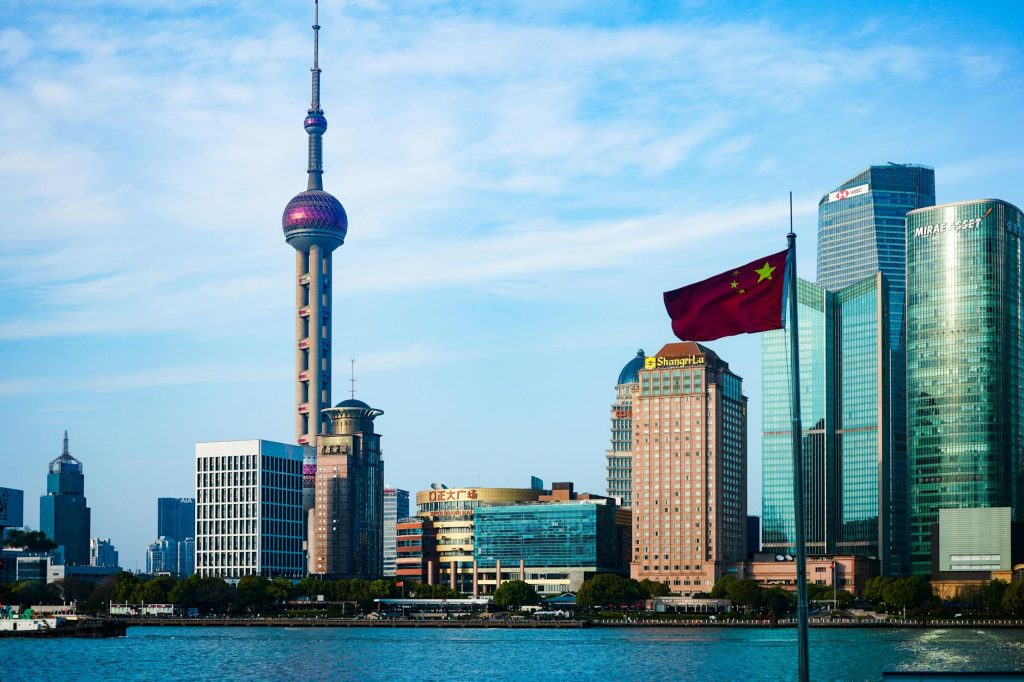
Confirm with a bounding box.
[282,0,347,508]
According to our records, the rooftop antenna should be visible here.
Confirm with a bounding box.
[350,358,356,399]
[62,429,69,456]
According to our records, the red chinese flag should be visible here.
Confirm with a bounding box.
[663,248,791,342]
[395,581,404,587]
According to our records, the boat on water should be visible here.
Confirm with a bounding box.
[0,608,127,638]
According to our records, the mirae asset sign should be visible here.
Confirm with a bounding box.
[914,208,992,238]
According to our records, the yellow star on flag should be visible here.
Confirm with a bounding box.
[730,280,738,289]
[754,261,776,283]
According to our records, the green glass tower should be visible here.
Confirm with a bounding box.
[906,199,1024,576]
[762,274,891,570]
[818,163,934,575]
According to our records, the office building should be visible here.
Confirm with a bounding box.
[282,3,349,530]
[629,342,747,595]
[906,199,1024,575]
[194,440,305,579]
[395,516,437,584]
[475,493,629,596]
[40,431,91,566]
[0,487,24,534]
[928,507,1024,598]
[416,480,546,593]
[606,350,645,508]
[761,275,893,571]
[311,399,385,578]
[383,488,410,577]
[818,163,935,573]
[89,538,119,568]
[145,535,194,577]
[158,498,195,542]
[146,536,176,575]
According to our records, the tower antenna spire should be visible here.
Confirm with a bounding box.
[62,429,69,456]
[350,358,356,399]
[305,0,326,190]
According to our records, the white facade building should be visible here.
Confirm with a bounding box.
[195,440,306,579]
[89,537,119,568]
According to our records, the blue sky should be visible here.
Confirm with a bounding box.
[1,0,1022,569]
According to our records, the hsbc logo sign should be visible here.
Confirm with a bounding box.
[827,184,869,203]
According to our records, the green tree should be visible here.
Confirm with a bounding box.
[113,572,142,604]
[725,579,763,608]
[168,574,201,607]
[237,575,273,613]
[492,580,540,611]
[982,579,1009,614]
[882,576,931,611]
[3,530,57,552]
[575,574,645,608]
[863,576,892,605]
[1002,581,1024,617]
[639,579,672,598]
[268,578,296,603]
[762,587,795,615]
[710,574,738,599]
[9,580,60,606]
[407,582,463,599]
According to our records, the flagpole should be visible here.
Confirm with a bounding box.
[787,192,810,682]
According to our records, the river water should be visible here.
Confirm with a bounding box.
[4,626,1024,681]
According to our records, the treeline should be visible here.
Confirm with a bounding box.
[0,573,459,615]
[864,576,1024,617]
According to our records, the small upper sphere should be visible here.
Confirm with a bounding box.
[282,189,348,251]
[304,112,327,135]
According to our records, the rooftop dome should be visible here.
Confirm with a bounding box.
[335,398,370,409]
[617,349,646,385]
[282,189,347,251]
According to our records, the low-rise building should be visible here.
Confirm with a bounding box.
[929,507,1024,599]
[728,554,878,598]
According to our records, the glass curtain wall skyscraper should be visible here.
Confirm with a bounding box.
[761,275,891,570]
[906,199,1024,576]
[383,487,409,577]
[817,163,934,574]
[606,350,644,508]
[40,432,91,566]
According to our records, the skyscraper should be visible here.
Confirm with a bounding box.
[40,431,91,566]
[194,440,306,579]
[761,275,891,570]
[311,399,385,578]
[89,538,119,568]
[157,498,195,542]
[282,0,349,515]
[906,199,1024,576]
[630,342,747,595]
[383,487,409,577]
[606,350,644,508]
[817,163,935,574]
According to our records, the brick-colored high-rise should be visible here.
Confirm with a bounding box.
[311,399,384,578]
[629,342,747,596]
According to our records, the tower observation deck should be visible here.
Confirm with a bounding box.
[282,0,347,507]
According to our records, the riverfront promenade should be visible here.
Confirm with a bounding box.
[118,616,1024,629]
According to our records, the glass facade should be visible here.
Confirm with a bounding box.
[761,276,890,569]
[382,488,410,577]
[906,199,1024,576]
[157,497,195,542]
[818,163,934,574]
[40,434,91,566]
[474,502,618,570]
